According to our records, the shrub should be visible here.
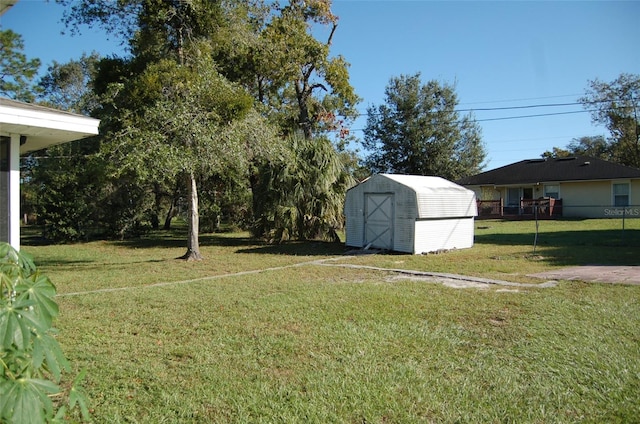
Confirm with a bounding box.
[0,243,89,423]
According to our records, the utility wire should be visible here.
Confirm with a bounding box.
[458,93,583,106]
[458,102,582,112]
[354,98,620,117]
[348,108,598,132]
[474,109,589,122]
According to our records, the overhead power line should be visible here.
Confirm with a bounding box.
[457,102,583,113]
[347,108,598,132]
[356,98,619,117]
[458,93,583,106]
[474,109,589,123]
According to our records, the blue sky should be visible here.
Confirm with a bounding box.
[2,0,639,170]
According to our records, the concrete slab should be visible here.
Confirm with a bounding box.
[528,266,640,285]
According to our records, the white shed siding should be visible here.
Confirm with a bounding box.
[393,218,415,253]
[344,174,476,254]
[344,184,364,247]
[416,191,477,218]
[414,218,474,253]
[385,181,415,252]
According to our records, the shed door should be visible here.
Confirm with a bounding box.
[364,193,394,250]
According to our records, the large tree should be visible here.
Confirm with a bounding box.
[579,73,640,168]
[60,0,359,247]
[213,0,360,138]
[542,135,612,161]
[244,0,360,241]
[0,29,41,101]
[0,29,40,102]
[20,53,106,242]
[38,52,101,114]
[190,0,361,241]
[104,52,275,260]
[60,0,278,259]
[363,73,486,180]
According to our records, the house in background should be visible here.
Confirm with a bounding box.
[457,156,640,219]
[1,98,100,250]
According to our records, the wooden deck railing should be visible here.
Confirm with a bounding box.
[477,198,562,218]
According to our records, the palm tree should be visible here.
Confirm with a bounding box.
[252,133,355,242]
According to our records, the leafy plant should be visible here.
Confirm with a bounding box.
[0,243,89,423]
[251,134,355,243]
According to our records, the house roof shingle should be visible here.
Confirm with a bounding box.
[457,156,640,186]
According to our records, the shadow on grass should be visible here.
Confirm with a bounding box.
[19,230,58,247]
[32,257,97,268]
[236,240,348,256]
[104,226,348,256]
[475,229,640,266]
[21,226,255,249]
[476,229,640,247]
[113,232,256,249]
[33,257,169,270]
[22,225,346,260]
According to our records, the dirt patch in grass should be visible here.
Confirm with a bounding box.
[386,274,503,290]
[322,262,557,290]
[528,265,640,285]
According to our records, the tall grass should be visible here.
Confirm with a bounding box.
[21,219,640,423]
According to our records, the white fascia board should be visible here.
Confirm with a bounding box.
[0,104,100,136]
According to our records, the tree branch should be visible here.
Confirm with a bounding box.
[310,83,328,93]
[326,22,337,46]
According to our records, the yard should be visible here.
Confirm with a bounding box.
[22,219,640,423]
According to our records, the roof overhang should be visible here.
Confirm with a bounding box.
[0,98,100,154]
[466,177,640,188]
[0,0,19,16]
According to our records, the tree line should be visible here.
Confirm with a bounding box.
[5,0,364,260]
[2,0,638,260]
[541,74,640,167]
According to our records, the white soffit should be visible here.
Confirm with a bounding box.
[0,98,100,153]
[0,0,19,16]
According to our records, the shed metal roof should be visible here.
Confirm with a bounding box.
[350,174,477,219]
[378,174,473,193]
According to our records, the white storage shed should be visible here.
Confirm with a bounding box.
[344,174,477,254]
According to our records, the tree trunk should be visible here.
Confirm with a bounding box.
[164,179,182,230]
[163,198,175,230]
[179,172,203,261]
[151,183,162,230]
[249,171,260,221]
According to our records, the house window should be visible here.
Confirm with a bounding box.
[507,188,520,206]
[544,185,559,199]
[613,183,630,207]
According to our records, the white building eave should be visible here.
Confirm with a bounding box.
[0,98,100,153]
[1,98,100,251]
[0,0,19,16]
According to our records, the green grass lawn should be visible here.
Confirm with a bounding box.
[21,219,640,423]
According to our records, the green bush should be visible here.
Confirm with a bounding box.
[0,243,89,423]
